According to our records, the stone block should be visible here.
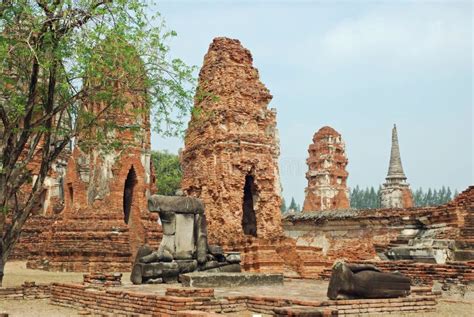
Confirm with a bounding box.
[208,245,223,256]
[175,214,196,257]
[226,253,241,264]
[180,272,283,287]
[137,261,179,278]
[202,263,241,273]
[159,234,176,256]
[176,260,198,274]
[196,214,208,264]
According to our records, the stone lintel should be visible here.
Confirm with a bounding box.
[180,272,284,288]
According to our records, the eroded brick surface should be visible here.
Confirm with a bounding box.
[22,42,161,272]
[180,37,282,247]
[284,186,474,279]
[302,126,349,212]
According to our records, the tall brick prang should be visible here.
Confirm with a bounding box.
[27,39,160,272]
[180,37,282,247]
[380,124,413,208]
[302,126,350,211]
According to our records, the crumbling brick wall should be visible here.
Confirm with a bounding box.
[284,186,473,265]
[22,40,160,272]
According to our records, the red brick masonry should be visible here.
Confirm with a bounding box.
[50,283,439,316]
[0,282,50,300]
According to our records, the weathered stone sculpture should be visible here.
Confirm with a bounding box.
[131,195,241,284]
[327,261,411,299]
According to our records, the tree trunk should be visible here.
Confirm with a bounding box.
[0,243,4,287]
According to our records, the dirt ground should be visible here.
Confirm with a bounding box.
[1,261,473,316]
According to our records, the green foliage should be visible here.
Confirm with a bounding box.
[412,186,455,207]
[151,150,182,196]
[288,197,299,211]
[350,186,456,209]
[350,186,381,209]
[1,0,196,141]
[0,1,196,275]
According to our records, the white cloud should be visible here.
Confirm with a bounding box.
[317,5,471,67]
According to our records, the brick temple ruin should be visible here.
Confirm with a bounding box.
[8,37,473,311]
[284,186,474,281]
[180,37,283,246]
[380,124,414,208]
[13,40,160,271]
[179,37,292,273]
[302,126,350,211]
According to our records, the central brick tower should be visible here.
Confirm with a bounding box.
[180,37,283,248]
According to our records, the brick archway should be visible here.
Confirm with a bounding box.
[242,174,258,237]
[123,166,137,224]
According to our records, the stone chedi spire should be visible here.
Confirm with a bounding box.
[302,126,350,211]
[180,37,282,246]
[380,124,414,208]
[387,124,407,180]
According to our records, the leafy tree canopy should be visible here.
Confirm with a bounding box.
[0,0,195,285]
[151,150,182,196]
[288,197,298,211]
[350,186,457,209]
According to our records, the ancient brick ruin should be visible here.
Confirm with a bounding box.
[302,126,350,211]
[180,37,283,247]
[284,186,474,285]
[7,35,472,317]
[380,124,413,208]
[21,40,161,272]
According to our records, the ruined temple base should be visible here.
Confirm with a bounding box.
[48,282,440,316]
[4,262,471,316]
[24,210,161,273]
[235,239,286,273]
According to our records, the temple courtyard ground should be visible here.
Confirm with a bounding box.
[1,261,473,316]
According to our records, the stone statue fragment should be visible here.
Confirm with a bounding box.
[327,261,411,300]
[131,195,241,284]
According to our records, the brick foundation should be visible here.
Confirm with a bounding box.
[0,282,50,300]
[9,216,56,261]
[50,283,439,316]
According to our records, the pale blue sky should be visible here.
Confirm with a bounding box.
[150,0,473,205]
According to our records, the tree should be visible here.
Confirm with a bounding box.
[369,186,376,208]
[151,150,182,196]
[425,188,433,206]
[0,0,195,285]
[288,197,298,211]
[353,185,456,209]
[280,197,287,213]
[446,187,452,202]
[413,187,423,206]
[454,189,459,198]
